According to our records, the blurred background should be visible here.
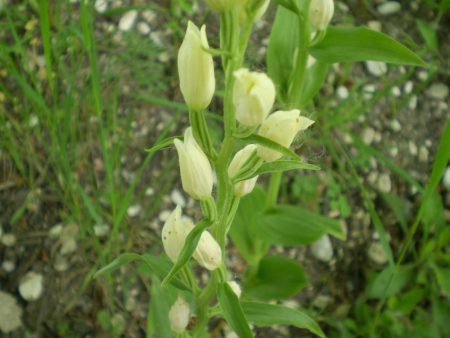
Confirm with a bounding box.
[0,0,449,337]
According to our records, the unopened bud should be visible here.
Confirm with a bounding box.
[194,229,222,271]
[257,110,314,162]
[233,69,275,127]
[227,281,242,298]
[228,145,259,197]
[309,0,334,30]
[169,296,190,333]
[178,21,215,111]
[174,128,213,200]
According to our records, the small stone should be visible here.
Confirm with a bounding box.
[368,242,388,265]
[390,119,401,132]
[337,86,349,99]
[137,22,151,35]
[368,171,378,185]
[404,80,414,94]
[389,147,398,157]
[94,223,110,237]
[362,127,375,145]
[127,204,142,217]
[54,255,69,272]
[365,61,387,77]
[377,173,392,193]
[1,233,16,246]
[19,272,44,301]
[2,260,15,272]
[367,20,382,31]
[29,115,39,127]
[95,0,108,12]
[158,51,170,63]
[171,190,186,207]
[443,167,450,191]
[311,235,333,262]
[0,291,22,333]
[145,187,154,196]
[418,71,428,81]
[158,210,171,222]
[427,83,449,99]
[409,141,418,156]
[418,146,429,162]
[362,84,376,99]
[49,224,63,238]
[60,237,77,255]
[377,1,401,15]
[142,10,156,23]
[408,95,418,110]
[391,86,401,97]
[119,10,138,32]
[312,294,333,309]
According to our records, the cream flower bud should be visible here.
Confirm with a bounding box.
[169,296,190,333]
[228,145,259,197]
[227,281,242,298]
[193,227,222,270]
[204,0,237,12]
[309,0,334,30]
[178,21,215,111]
[233,69,275,127]
[257,110,314,162]
[174,128,213,200]
[162,207,222,270]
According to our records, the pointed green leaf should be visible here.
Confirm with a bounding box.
[433,266,450,299]
[162,220,211,286]
[366,265,413,299]
[144,136,181,153]
[299,60,330,107]
[217,283,254,338]
[93,253,141,278]
[244,256,308,301]
[242,302,325,338]
[310,26,426,66]
[241,134,302,161]
[255,204,345,246]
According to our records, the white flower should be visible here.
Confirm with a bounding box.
[169,296,190,333]
[174,128,213,200]
[162,206,222,271]
[233,69,275,127]
[228,145,259,197]
[257,110,314,162]
[178,21,215,111]
[227,281,242,298]
[309,0,334,30]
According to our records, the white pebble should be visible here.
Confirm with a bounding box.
[377,173,392,193]
[311,234,333,262]
[419,146,429,162]
[60,237,77,255]
[94,223,110,237]
[409,141,418,156]
[377,1,401,16]
[145,187,154,196]
[137,22,151,35]
[171,190,186,207]
[1,233,16,247]
[54,255,69,272]
[337,86,349,99]
[362,84,376,100]
[368,242,388,265]
[127,204,142,217]
[427,83,449,99]
[95,0,108,13]
[443,167,450,190]
[0,291,22,333]
[365,61,387,77]
[142,10,156,23]
[19,272,44,301]
[158,210,171,222]
[389,147,398,157]
[391,86,401,97]
[404,80,414,94]
[49,224,63,238]
[362,127,375,145]
[29,115,39,127]
[367,20,382,32]
[390,119,401,132]
[2,260,15,272]
[119,10,138,32]
[408,95,418,110]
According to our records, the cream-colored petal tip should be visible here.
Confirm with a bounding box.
[299,116,315,130]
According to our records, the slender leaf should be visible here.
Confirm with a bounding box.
[244,255,308,301]
[416,19,438,52]
[366,265,413,299]
[241,134,302,160]
[299,60,330,107]
[162,220,211,286]
[310,26,426,66]
[145,136,180,153]
[433,266,450,299]
[255,204,345,246]
[217,283,254,338]
[242,302,325,338]
[94,253,142,278]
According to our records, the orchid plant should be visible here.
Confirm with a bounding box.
[95,0,425,337]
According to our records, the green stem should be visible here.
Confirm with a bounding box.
[265,171,282,209]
